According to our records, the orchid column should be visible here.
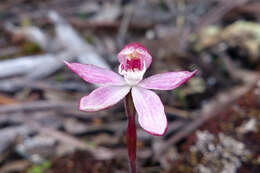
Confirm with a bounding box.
[65,43,197,173]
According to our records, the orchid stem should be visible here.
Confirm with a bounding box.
[124,92,136,173]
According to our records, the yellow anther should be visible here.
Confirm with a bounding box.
[127,51,139,59]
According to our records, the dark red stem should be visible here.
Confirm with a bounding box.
[124,92,136,173]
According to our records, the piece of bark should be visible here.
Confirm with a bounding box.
[48,11,110,69]
[155,77,259,159]
[0,126,33,154]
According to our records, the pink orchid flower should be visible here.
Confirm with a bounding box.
[64,43,196,136]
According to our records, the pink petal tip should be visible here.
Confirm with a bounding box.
[138,70,197,90]
[131,87,168,136]
[64,61,125,86]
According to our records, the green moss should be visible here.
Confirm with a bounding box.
[55,74,65,82]
[173,88,188,108]
[22,42,41,55]
[76,12,93,19]
[84,34,94,44]
[178,165,193,173]
[26,161,51,173]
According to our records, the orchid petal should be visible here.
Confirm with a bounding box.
[138,70,197,90]
[79,86,130,112]
[64,61,125,85]
[131,87,167,136]
[117,43,152,69]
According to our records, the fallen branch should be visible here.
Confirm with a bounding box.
[194,0,250,33]
[0,100,75,114]
[25,119,115,160]
[156,76,259,159]
[0,100,110,118]
[2,11,110,80]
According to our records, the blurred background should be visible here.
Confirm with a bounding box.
[0,0,259,172]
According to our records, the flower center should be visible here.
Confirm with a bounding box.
[118,52,146,86]
[126,58,141,71]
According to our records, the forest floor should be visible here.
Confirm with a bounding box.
[0,0,259,173]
